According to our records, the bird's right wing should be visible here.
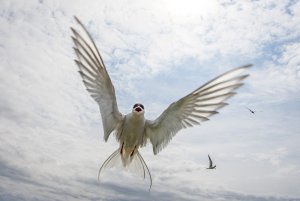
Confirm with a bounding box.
[71,16,123,141]
[145,65,252,154]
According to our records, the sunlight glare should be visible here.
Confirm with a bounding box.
[163,0,218,21]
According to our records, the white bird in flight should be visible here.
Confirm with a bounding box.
[71,16,251,189]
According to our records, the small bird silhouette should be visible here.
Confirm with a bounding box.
[245,107,261,114]
[207,154,216,169]
[246,107,255,114]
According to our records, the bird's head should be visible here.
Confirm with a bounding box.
[132,103,145,115]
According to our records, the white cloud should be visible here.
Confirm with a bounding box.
[244,41,300,105]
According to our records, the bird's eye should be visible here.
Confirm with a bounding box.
[140,104,144,109]
[133,104,138,108]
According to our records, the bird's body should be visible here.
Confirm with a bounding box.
[71,16,251,189]
[118,106,147,166]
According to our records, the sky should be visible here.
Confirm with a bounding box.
[0,0,300,200]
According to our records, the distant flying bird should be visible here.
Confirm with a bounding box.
[207,154,216,169]
[245,107,260,114]
[71,16,251,189]
[246,107,255,114]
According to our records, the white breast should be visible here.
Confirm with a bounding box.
[120,113,145,148]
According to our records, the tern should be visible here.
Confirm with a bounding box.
[71,16,251,189]
[246,107,255,114]
[245,107,261,114]
[207,154,216,169]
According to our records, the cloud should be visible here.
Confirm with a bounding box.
[243,41,300,105]
[1,157,299,201]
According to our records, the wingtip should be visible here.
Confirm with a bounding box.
[70,26,75,32]
[73,46,80,53]
[74,16,85,28]
[243,74,250,79]
[71,36,77,43]
[226,64,253,73]
[70,27,77,35]
[239,64,253,70]
[74,59,81,65]
[74,15,80,23]
[244,64,253,68]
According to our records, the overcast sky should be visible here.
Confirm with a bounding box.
[1,0,300,200]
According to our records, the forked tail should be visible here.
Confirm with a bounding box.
[98,149,152,189]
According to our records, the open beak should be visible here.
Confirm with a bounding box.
[135,107,142,112]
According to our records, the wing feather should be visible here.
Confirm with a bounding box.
[145,65,252,154]
[71,16,123,141]
[208,155,213,167]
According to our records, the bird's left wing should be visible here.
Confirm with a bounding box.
[208,155,213,167]
[145,65,252,155]
[71,16,123,141]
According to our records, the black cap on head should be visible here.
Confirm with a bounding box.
[133,103,144,109]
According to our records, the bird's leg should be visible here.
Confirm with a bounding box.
[120,142,124,154]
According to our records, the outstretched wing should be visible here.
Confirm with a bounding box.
[145,65,252,154]
[208,154,213,167]
[71,16,123,141]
